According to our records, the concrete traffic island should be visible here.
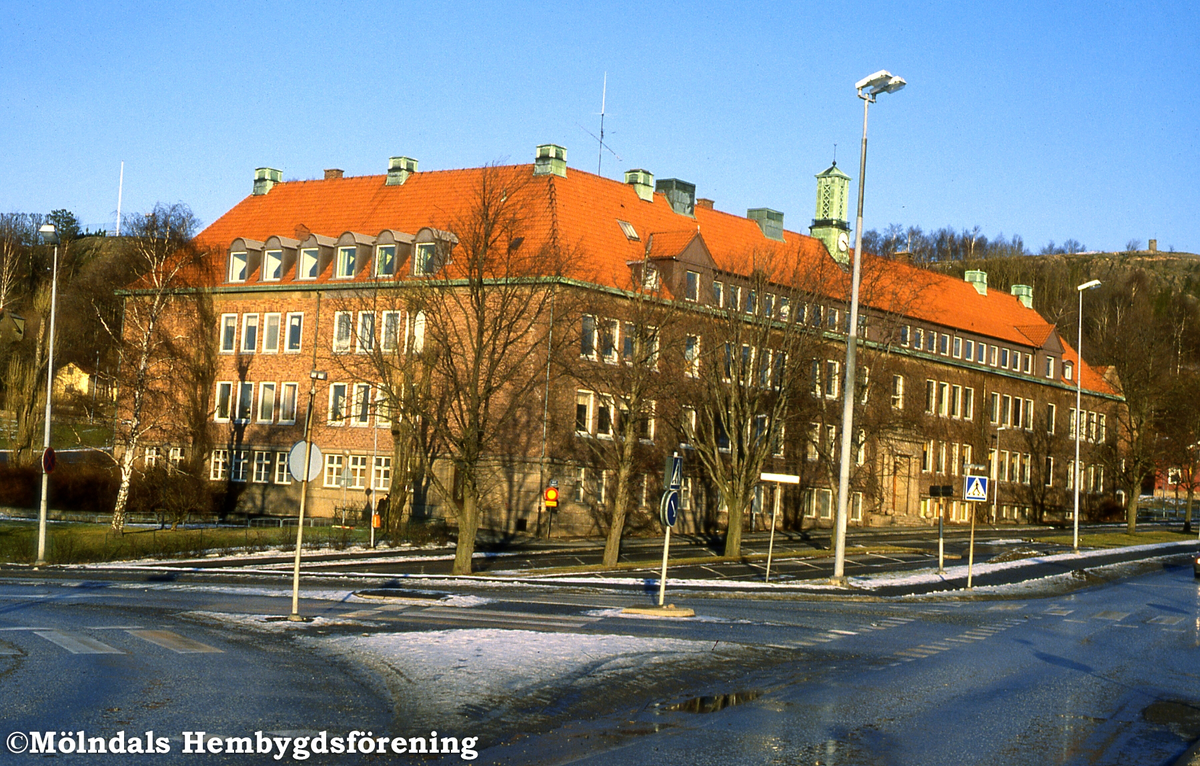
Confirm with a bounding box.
[622,604,695,618]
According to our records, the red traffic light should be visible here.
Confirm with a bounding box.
[543,487,559,507]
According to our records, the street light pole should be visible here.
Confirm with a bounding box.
[35,224,60,567]
[833,70,905,583]
[1073,279,1101,553]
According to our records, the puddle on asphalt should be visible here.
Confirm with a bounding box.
[659,691,761,714]
[1143,700,1200,740]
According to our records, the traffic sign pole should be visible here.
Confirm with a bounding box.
[657,524,671,608]
[968,500,977,588]
[938,497,945,574]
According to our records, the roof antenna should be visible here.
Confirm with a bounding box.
[832,144,837,166]
[578,73,621,176]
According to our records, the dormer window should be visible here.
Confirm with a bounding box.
[414,242,437,275]
[684,270,699,301]
[642,264,660,291]
[298,248,319,280]
[1064,362,1074,381]
[375,245,396,277]
[262,250,282,281]
[335,246,356,279]
[228,251,248,283]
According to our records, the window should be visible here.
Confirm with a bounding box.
[891,375,904,409]
[352,384,372,426]
[252,451,272,483]
[681,406,697,446]
[257,382,276,423]
[596,395,615,437]
[638,401,656,441]
[684,270,699,301]
[977,343,987,363]
[1000,348,1010,368]
[414,242,437,275]
[900,325,910,346]
[851,492,864,522]
[375,245,396,277]
[927,331,937,352]
[713,281,724,308]
[1024,399,1034,431]
[260,313,281,353]
[230,450,248,483]
[950,385,962,418]
[684,335,701,378]
[169,447,184,469]
[348,455,368,489]
[779,297,790,321]
[828,307,839,330]
[963,387,974,420]
[234,382,253,423]
[333,311,353,353]
[381,311,404,353]
[274,452,291,485]
[329,383,347,424]
[299,248,319,280]
[989,392,1000,425]
[618,220,639,241]
[941,334,951,355]
[412,311,426,352]
[144,446,161,467]
[279,382,298,424]
[937,382,949,417]
[1045,402,1056,434]
[219,314,237,353]
[215,382,233,421]
[913,328,924,349]
[263,250,283,281]
[764,293,775,318]
[575,391,594,434]
[728,285,741,314]
[1046,356,1056,378]
[1064,361,1073,381]
[335,246,356,279]
[621,321,636,363]
[965,339,974,361]
[285,313,303,353]
[600,319,619,363]
[925,380,936,414]
[989,345,998,366]
[210,449,229,481]
[241,314,259,354]
[324,453,346,488]
[1098,413,1106,442]
[580,315,596,359]
[228,251,248,282]
[1003,394,1014,427]
[375,391,392,428]
[824,360,839,398]
[356,312,375,353]
[1044,456,1054,488]
[373,456,392,490]
[1023,353,1032,374]
[745,290,757,315]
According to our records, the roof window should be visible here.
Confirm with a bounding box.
[618,220,639,241]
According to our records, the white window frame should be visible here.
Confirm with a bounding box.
[262,249,283,282]
[219,314,237,354]
[230,450,249,483]
[335,246,356,279]
[240,314,259,354]
[210,449,229,481]
[413,242,437,275]
[328,383,348,425]
[684,270,699,302]
[373,456,392,490]
[298,248,319,280]
[274,451,292,485]
[575,390,594,435]
[352,383,372,426]
[381,310,404,353]
[252,451,272,483]
[285,312,304,353]
[215,382,233,422]
[356,312,375,353]
[323,453,346,488]
[279,382,298,425]
[262,313,281,353]
[333,311,353,353]
[235,381,254,423]
[257,382,277,423]
[375,244,396,277]
[228,251,248,283]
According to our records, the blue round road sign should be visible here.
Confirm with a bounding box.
[659,490,679,527]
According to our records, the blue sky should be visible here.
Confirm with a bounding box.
[3,1,1197,253]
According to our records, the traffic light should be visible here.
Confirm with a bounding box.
[543,486,559,508]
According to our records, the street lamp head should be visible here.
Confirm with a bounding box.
[857,70,906,100]
[1077,279,1101,291]
[38,223,58,245]
[309,370,327,381]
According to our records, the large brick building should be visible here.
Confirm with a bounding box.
[128,145,1122,535]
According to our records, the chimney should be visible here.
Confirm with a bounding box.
[1149,238,1158,253]
[1010,284,1034,308]
[386,156,418,185]
[624,169,654,202]
[324,168,344,180]
[964,269,988,296]
[655,178,696,216]
[696,198,714,210]
[253,167,282,196]
[894,249,912,264]
[533,144,567,177]
[747,208,784,241]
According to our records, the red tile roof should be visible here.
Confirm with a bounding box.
[194,163,1115,395]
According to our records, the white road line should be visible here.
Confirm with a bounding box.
[127,630,222,654]
[1092,611,1130,621]
[1147,615,1185,626]
[0,645,20,655]
[33,630,123,655]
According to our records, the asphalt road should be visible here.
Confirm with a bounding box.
[2,554,1198,765]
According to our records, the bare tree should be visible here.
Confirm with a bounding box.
[684,250,831,557]
[105,204,210,532]
[407,165,570,574]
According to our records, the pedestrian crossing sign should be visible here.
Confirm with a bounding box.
[963,475,989,502]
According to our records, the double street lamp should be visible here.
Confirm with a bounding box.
[1073,279,1101,553]
[35,223,61,567]
[833,70,906,583]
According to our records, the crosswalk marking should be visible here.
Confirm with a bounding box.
[0,645,20,655]
[1147,615,1184,626]
[128,630,222,654]
[33,630,123,655]
[1092,611,1130,621]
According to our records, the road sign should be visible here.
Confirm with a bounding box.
[288,441,323,483]
[543,486,559,508]
[659,489,679,527]
[41,447,56,474]
[663,452,682,491]
[964,475,989,502]
[760,472,800,484]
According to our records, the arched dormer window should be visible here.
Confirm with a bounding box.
[374,229,415,278]
[228,238,263,283]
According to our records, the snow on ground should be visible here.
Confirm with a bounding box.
[314,628,726,723]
